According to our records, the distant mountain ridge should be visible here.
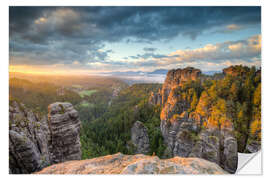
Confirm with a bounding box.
[107,69,168,76]
[148,69,169,75]
[107,69,221,76]
[202,70,221,75]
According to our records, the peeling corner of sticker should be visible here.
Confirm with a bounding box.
[236,151,262,175]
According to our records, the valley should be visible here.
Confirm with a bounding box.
[9,65,261,174]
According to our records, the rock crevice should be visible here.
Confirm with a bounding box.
[9,101,81,174]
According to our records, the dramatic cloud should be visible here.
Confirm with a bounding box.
[9,7,261,73]
[131,35,261,71]
[10,7,261,43]
[169,35,261,63]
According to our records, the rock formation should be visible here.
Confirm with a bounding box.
[160,67,202,153]
[9,101,51,174]
[36,152,227,174]
[161,67,201,107]
[9,101,81,174]
[148,90,162,106]
[223,66,240,76]
[245,141,261,153]
[158,67,238,173]
[131,121,150,154]
[223,65,254,77]
[48,102,81,164]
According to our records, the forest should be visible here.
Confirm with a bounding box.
[9,65,261,160]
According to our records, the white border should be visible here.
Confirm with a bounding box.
[7,0,262,6]
[2,0,269,180]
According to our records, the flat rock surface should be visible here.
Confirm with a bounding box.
[36,153,227,174]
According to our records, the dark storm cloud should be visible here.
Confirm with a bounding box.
[10,6,261,43]
[9,6,261,66]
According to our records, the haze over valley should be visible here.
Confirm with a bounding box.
[9,6,261,174]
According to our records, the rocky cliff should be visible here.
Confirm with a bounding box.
[223,65,259,77]
[9,101,81,174]
[155,67,238,173]
[161,67,201,107]
[131,121,150,154]
[48,103,81,164]
[36,152,227,174]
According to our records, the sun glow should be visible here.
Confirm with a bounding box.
[9,65,107,75]
[9,65,66,75]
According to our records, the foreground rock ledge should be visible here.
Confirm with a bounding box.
[36,153,227,174]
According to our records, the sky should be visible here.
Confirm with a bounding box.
[9,6,261,75]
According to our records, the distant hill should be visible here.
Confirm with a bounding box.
[108,69,168,76]
[148,69,168,75]
[108,69,222,77]
[202,70,221,75]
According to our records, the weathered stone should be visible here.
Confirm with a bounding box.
[173,130,194,157]
[161,111,199,158]
[191,131,220,165]
[222,135,238,173]
[223,66,240,76]
[160,67,202,149]
[9,101,51,174]
[131,121,150,154]
[161,67,201,107]
[148,90,162,106]
[157,67,238,173]
[9,101,81,174]
[223,65,253,77]
[245,140,261,153]
[9,130,43,174]
[48,102,81,163]
[36,153,227,174]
